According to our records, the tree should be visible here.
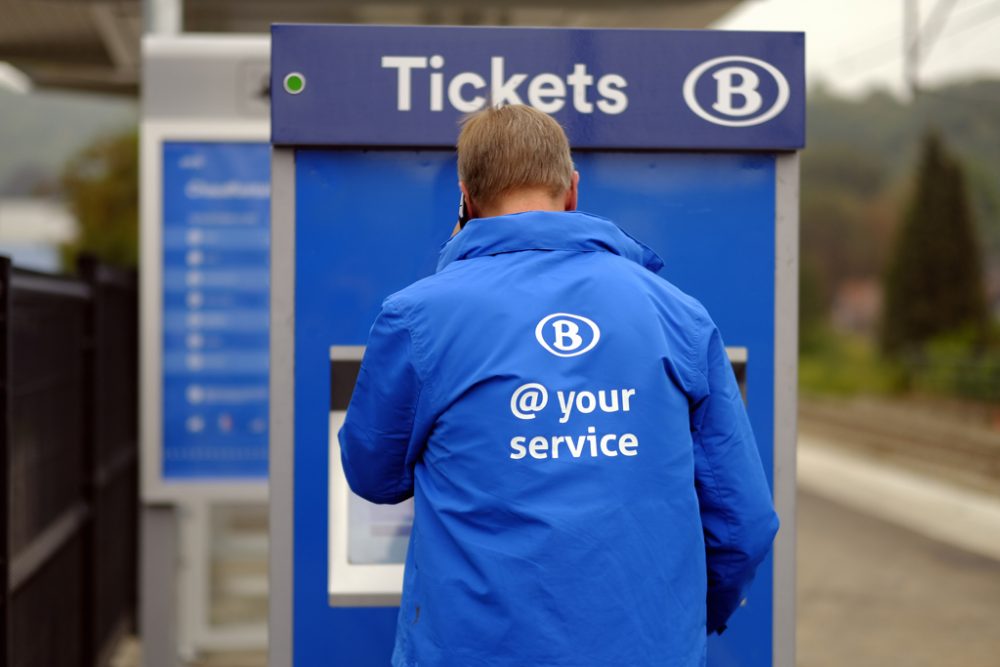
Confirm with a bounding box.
[60,129,138,269]
[881,131,988,355]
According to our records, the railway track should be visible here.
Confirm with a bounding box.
[798,396,1000,497]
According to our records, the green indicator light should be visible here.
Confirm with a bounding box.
[284,72,305,95]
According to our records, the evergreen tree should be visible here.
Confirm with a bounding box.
[881,131,988,354]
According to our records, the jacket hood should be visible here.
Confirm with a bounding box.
[436,210,665,274]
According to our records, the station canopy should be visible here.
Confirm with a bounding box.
[0,0,739,95]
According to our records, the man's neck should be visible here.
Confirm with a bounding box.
[482,189,564,218]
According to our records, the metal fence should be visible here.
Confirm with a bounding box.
[1,256,138,667]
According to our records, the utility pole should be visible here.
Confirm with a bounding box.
[903,0,960,101]
[904,0,920,98]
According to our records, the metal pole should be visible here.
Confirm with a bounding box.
[140,2,181,663]
[140,505,180,667]
[143,0,183,35]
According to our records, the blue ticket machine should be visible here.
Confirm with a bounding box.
[269,25,802,667]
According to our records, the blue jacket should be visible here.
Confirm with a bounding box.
[340,210,779,667]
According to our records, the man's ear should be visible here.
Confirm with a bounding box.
[564,171,580,212]
[453,182,472,237]
[459,181,477,219]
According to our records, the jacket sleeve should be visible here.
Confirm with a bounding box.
[690,324,780,634]
[338,299,428,504]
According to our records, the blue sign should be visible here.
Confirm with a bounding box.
[270,25,804,150]
[162,142,270,479]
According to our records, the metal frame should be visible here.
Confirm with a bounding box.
[268,147,296,667]
[772,152,799,667]
[140,118,271,503]
[177,499,269,657]
[327,346,406,607]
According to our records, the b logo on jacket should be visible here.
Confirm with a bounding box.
[535,312,601,357]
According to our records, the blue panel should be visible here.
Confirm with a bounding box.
[271,25,804,151]
[162,142,270,479]
[577,152,776,667]
[292,150,775,666]
[294,151,454,666]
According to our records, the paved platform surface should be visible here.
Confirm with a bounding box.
[797,488,1000,667]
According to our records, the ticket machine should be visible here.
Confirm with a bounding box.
[269,24,802,666]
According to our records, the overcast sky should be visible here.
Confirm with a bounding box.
[714,0,1000,97]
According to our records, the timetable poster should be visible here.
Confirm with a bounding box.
[162,142,270,479]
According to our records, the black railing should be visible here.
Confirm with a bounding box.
[1,256,138,667]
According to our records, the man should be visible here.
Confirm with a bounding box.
[339,104,779,667]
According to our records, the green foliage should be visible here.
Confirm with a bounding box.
[801,326,1000,403]
[60,130,139,268]
[799,328,906,397]
[807,81,1000,272]
[881,131,988,355]
[903,327,1000,403]
[801,143,887,199]
[799,256,830,339]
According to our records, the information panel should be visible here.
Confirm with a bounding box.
[162,141,270,479]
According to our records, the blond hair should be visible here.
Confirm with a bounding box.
[457,105,574,211]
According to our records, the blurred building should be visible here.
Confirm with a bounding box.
[0,197,77,272]
[831,278,882,336]
[0,0,739,94]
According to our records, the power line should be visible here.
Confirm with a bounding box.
[832,0,1000,79]
[934,1,1000,41]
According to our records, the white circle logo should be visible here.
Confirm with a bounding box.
[682,55,790,128]
[535,313,601,358]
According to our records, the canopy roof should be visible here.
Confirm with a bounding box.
[0,0,740,95]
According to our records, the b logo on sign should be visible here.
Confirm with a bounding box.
[682,55,790,128]
[535,313,601,358]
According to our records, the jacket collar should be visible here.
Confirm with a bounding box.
[436,210,664,273]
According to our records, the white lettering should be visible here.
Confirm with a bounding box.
[510,436,527,460]
[490,56,527,105]
[429,54,445,112]
[384,55,629,116]
[619,433,639,456]
[596,74,628,114]
[511,383,548,420]
[382,56,427,111]
[529,436,549,459]
[567,63,594,113]
[448,71,487,112]
[554,387,635,422]
[586,426,598,456]
[712,66,762,117]
[509,430,639,460]
[597,390,618,412]
[557,390,576,424]
[622,389,635,412]
[552,320,583,352]
[185,180,269,200]
[527,73,566,113]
